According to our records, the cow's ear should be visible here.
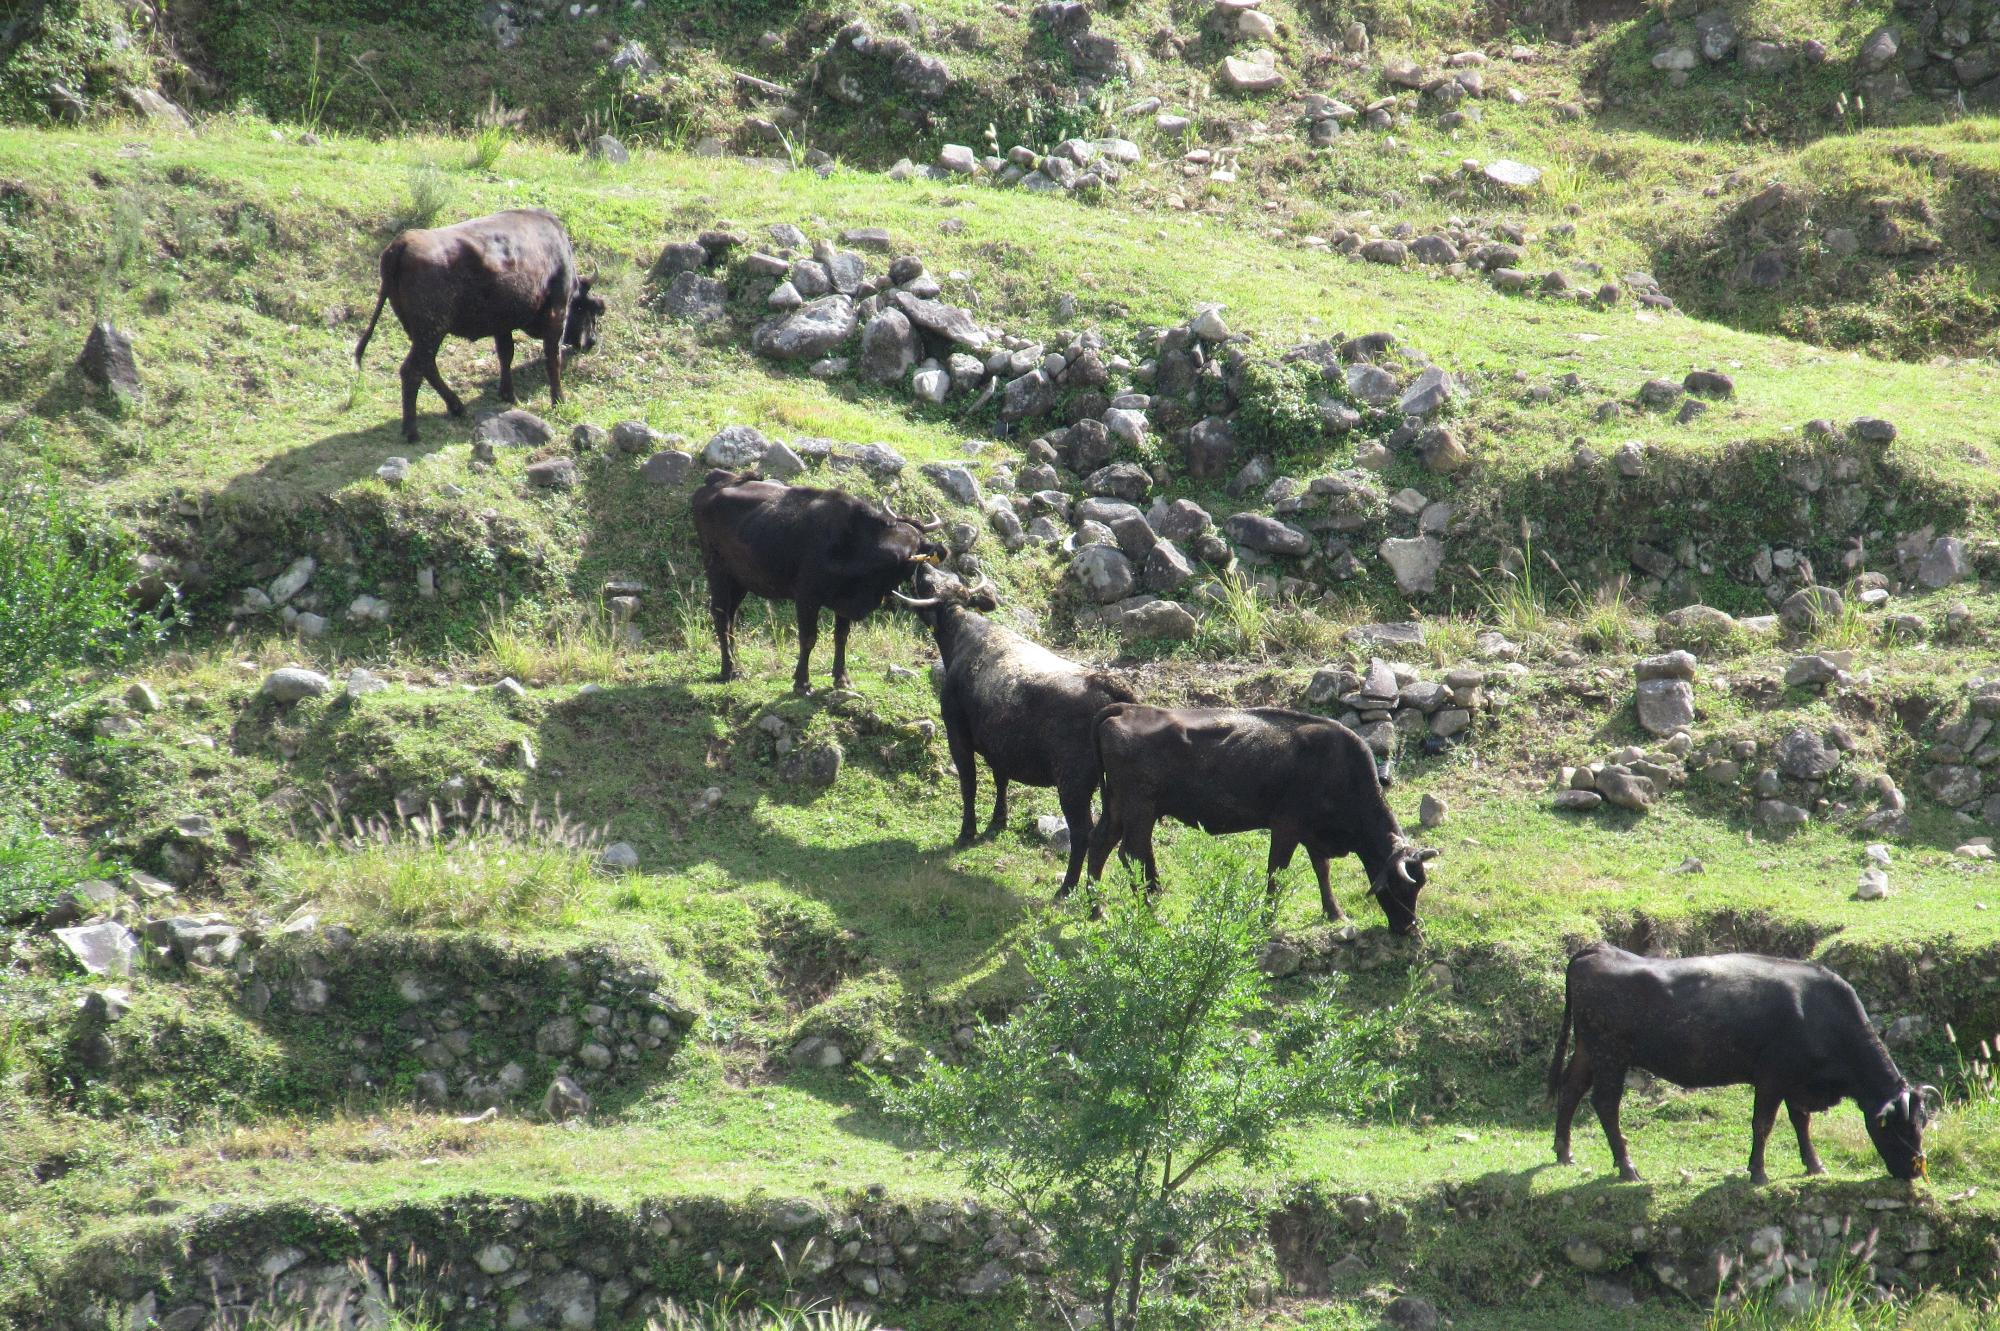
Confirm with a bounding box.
[1871,1093,1900,1122]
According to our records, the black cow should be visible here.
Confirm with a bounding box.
[354,208,605,442]
[691,471,946,692]
[895,566,1138,892]
[1548,942,1938,1184]
[1083,704,1436,933]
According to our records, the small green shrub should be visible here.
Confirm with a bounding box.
[1231,357,1331,460]
[0,817,84,924]
[399,161,456,230]
[875,853,1411,1331]
[0,471,154,697]
[1783,265,2000,360]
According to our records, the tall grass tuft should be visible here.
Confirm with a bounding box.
[1203,570,1273,658]
[400,160,456,230]
[467,92,523,171]
[1707,1250,1890,1331]
[269,791,609,930]
[481,602,631,685]
[1574,581,1641,655]
[648,1244,880,1331]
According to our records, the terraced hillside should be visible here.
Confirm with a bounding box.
[9,1,2000,1329]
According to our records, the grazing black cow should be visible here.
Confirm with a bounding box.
[1083,704,1437,933]
[354,208,604,442]
[1548,942,1938,1184]
[691,471,946,692]
[895,566,1138,892]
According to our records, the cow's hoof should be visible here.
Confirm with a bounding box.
[1750,1170,1770,1186]
[446,402,467,418]
[1618,1167,1642,1183]
[953,833,976,850]
[1554,1152,1573,1166]
[1805,1164,1827,1177]
[832,675,853,691]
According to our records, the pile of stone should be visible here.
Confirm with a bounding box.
[902,135,1143,193]
[1644,12,1833,88]
[1030,0,1139,83]
[1879,2,2000,104]
[61,1191,1061,1331]
[1911,677,2000,827]
[814,20,955,106]
[1554,734,1691,814]
[226,554,395,639]
[1304,653,1496,756]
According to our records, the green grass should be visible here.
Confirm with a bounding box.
[11,36,2000,1322]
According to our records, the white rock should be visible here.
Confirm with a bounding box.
[1483,159,1543,189]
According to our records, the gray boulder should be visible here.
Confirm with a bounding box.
[1379,536,1444,594]
[752,295,857,360]
[891,292,987,349]
[1224,513,1311,556]
[1071,545,1137,603]
[53,922,140,977]
[262,667,330,702]
[860,309,917,382]
[704,425,772,469]
[1597,771,1656,811]
[1144,540,1197,593]
[80,322,142,400]
[542,1076,592,1122]
[641,450,695,486]
[1774,728,1838,780]
[1635,679,1695,736]
[1918,537,1972,589]
[1120,599,1197,641]
[662,271,728,323]
[474,408,553,448]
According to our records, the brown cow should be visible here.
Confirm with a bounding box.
[691,471,946,693]
[353,208,604,442]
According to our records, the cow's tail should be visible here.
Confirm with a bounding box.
[353,239,403,368]
[1089,702,1130,804]
[1545,962,1575,1101]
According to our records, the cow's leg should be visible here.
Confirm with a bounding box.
[1553,1047,1593,1166]
[542,333,565,405]
[419,340,465,419]
[1787,1098,1825,1177]
[1265,835,1298,910]
[1591,1067,1639,1182]
[946,717,979,849]
[1310,853,1347,922]
[830,615,852,690]
[986,773,1010,840]
[708,578,747,682]
[1079,799,1123,899]
[1748,1085,1782,1185]
[398,346,425,442]
[1056,780,1093,895]
[495,331,517,403]
[792,602,820,694]
[1123,812,1161,897]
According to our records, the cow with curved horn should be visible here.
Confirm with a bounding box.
[895,566,1138,892]
[1549,942,1939,1184]
[1083,704,1437,933]
[691,471,947,692]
